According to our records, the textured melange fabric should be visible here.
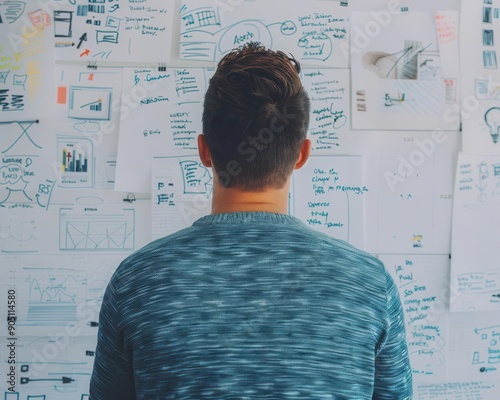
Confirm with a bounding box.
[90,212,412,400]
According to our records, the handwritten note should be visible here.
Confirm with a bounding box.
[415,381,497,399]
[451,153,500,312]
[115,68,213,193]
[292,155,365,248]
[153,155,364,245]
[179,0,349,67]
[302,69,350,153]
[435,12,458,44]
[381,254,450,382]
[435,11,459,106]
[54,0,174,64]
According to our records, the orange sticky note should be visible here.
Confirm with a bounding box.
[57,86,67,104]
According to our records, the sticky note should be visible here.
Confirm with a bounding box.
[57,86,67,104]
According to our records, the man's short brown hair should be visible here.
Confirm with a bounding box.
[202,42,310,191]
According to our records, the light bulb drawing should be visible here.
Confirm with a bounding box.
[484,107,500,144]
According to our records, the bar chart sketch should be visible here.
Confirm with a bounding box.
[57,137,93,188]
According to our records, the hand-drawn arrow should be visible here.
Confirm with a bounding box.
[35,193,45,208]
[21,376,75,384]
[474,325,500,335]
[77,33,87,49]
[80,49,90,57]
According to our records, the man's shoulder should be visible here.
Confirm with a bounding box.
[291,223,384,270]
[112,219,384,283]
[111,225,200,278]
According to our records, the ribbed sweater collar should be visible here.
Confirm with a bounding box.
[193,212,303,226]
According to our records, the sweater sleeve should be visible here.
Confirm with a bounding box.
[89,275,135,400]
[373,269,413,400]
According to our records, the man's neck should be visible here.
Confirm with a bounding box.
[210,182,290,215]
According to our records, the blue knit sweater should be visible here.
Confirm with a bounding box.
[90,212,412,399]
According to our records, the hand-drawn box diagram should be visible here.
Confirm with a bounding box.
[472,324,500,371]
[54,10,73,37]
[59,206,135,251]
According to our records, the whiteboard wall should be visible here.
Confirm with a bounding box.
[1,0,499,399]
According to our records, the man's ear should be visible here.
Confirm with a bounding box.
[294,139,311,170]
[198,134,212,168]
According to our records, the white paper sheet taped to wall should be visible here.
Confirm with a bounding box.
[115,67,214,193]
[460,0,500,155]
[117,68,353,193]
[350,11,459,131]
[152,155,366,250]
[53,0,174,65]
[450,153,500,312]
[179,0,350,67]
[380,254,450,383]
[0,1,55,121]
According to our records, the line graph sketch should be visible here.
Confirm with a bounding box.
[59,207,135,251]
[0,120,41,154]
[68,86,112,120]
[21,269,87,325]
